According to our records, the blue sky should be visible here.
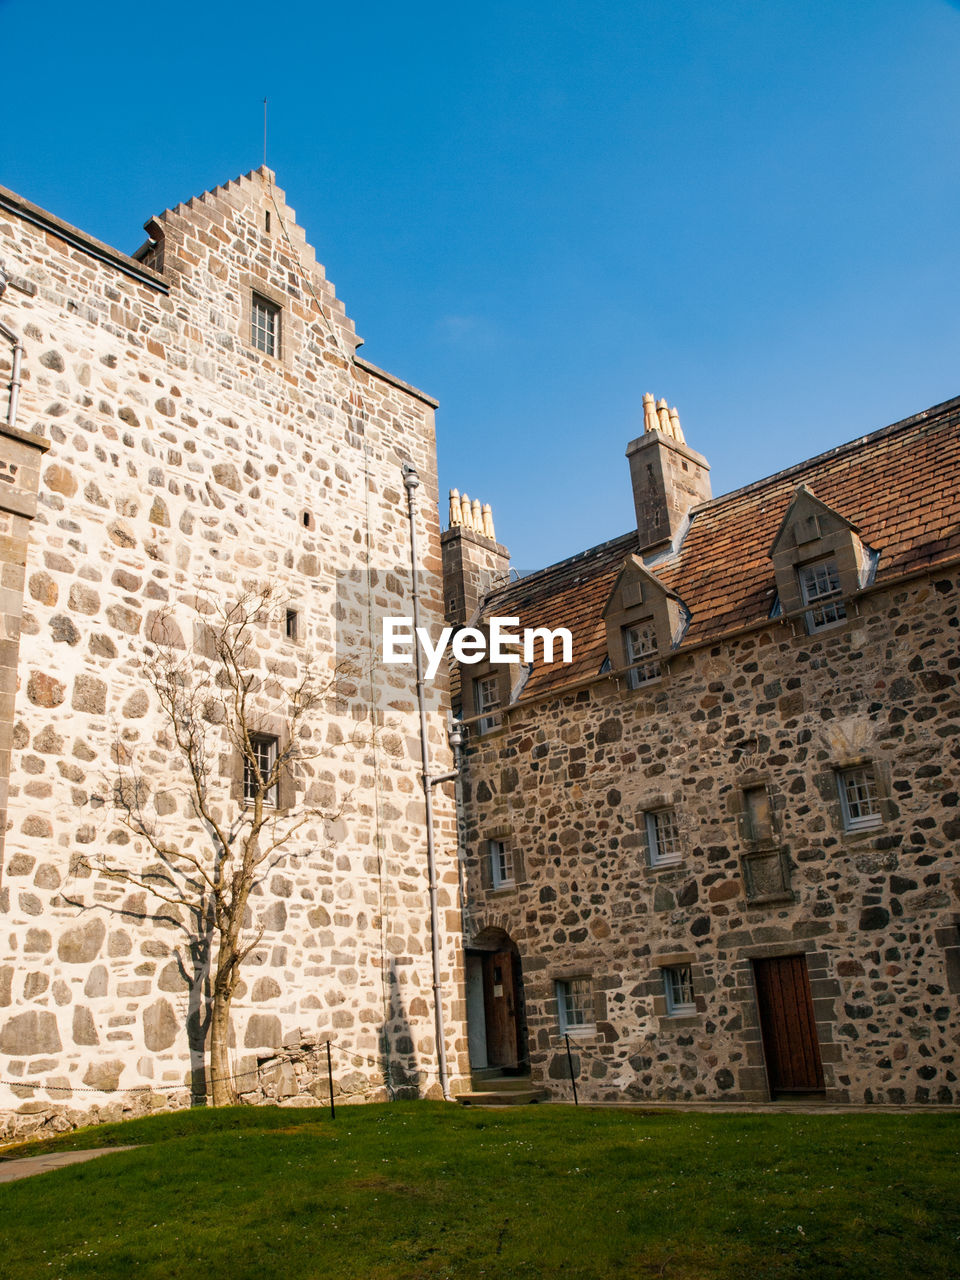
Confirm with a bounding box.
[3,0,959,569]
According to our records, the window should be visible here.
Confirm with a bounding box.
[837,766,881,832]
[285,609,299,641]
[557,977,594,1033]
[662,965,696,1016]
[623,623,660,689]
[245,734,279,807]
[646,807,682,867]
[489,839,514,888]
[742,785,773,844]
[798,557,846,632]
[475,673,501,734]
[251,292,280,357]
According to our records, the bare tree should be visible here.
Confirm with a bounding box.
[87,585,352,1106]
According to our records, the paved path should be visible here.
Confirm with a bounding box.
[0,1146,137,1184]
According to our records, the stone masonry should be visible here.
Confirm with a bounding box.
[0,171,466,1139]
[450,398,960,1106]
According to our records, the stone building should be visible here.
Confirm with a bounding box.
[447,392,960,1104]
[0,170,466,1138]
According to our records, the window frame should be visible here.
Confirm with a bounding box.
[489,838,514,888]
[797,556,847,633]
[474,672,502,735]
[623,621,661,690]
[662,965,696,1016]
[741,784,774,845]
[251,291,281,358]
[285,608,300,641]
[645,806,682,867]
[245,733,280,809]
[837,765,882,832]
[556,976,595,1035]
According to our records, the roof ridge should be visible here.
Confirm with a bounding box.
[691,392,960,515]
[482,391,960,610]
[488,529,638,601]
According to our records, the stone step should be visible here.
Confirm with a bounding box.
[469,1074,538,1093]
[456,1088,548,1107]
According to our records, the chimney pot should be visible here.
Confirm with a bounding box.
[481,503,496,541]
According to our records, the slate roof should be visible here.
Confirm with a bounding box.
[480,394,960,702]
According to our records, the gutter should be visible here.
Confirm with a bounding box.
[0,184,168,293]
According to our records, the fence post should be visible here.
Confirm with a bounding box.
[564,1033,579,1106]
[326,1040,336,1120]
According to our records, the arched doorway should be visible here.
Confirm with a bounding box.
[465,927,529,1073]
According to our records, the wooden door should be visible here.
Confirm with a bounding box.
[483,950,518,1068]
[753,955,825,1095]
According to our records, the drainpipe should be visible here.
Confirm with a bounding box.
[402,462,455,1101]
[0,266,23,430]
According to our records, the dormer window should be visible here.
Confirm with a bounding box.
[602,554,688,693]
[798,557,846,632]
[770,485,876,633]
[623,623,660,689]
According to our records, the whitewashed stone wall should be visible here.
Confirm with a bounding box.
[0,170,465,1138]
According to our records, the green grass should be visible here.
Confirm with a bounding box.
[1,1104,958,1279]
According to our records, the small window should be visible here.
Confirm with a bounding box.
[489,839,514,888]
[742,785,773,844]
[837,766,881,832]
[475,674,501,734]
[251,292,280,357]
[623,623,660,689]
[798,557,846,632]
[245,734,279,807]
[645,807,682,867]
[662,965,696,1016]
[557,976,594,1033]
[285,609,299,641]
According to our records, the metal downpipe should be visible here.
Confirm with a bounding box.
[0,320,23,431]
[402,462,451,1101]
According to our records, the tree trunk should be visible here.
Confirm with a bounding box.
[209,972,236,1106]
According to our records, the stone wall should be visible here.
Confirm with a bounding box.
[0,171,466,1139]
[460,568,960,1104]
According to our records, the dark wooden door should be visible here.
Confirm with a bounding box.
[753,955,825,1095]
[483,950,518,1068]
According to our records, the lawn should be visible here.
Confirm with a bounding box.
[0,1103,957,1279]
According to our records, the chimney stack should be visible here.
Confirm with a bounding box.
[626,395,711,551]
[441,490,510,625]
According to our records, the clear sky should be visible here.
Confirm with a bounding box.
[2,0,959,570]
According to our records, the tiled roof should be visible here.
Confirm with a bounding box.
[481,394,960,701]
